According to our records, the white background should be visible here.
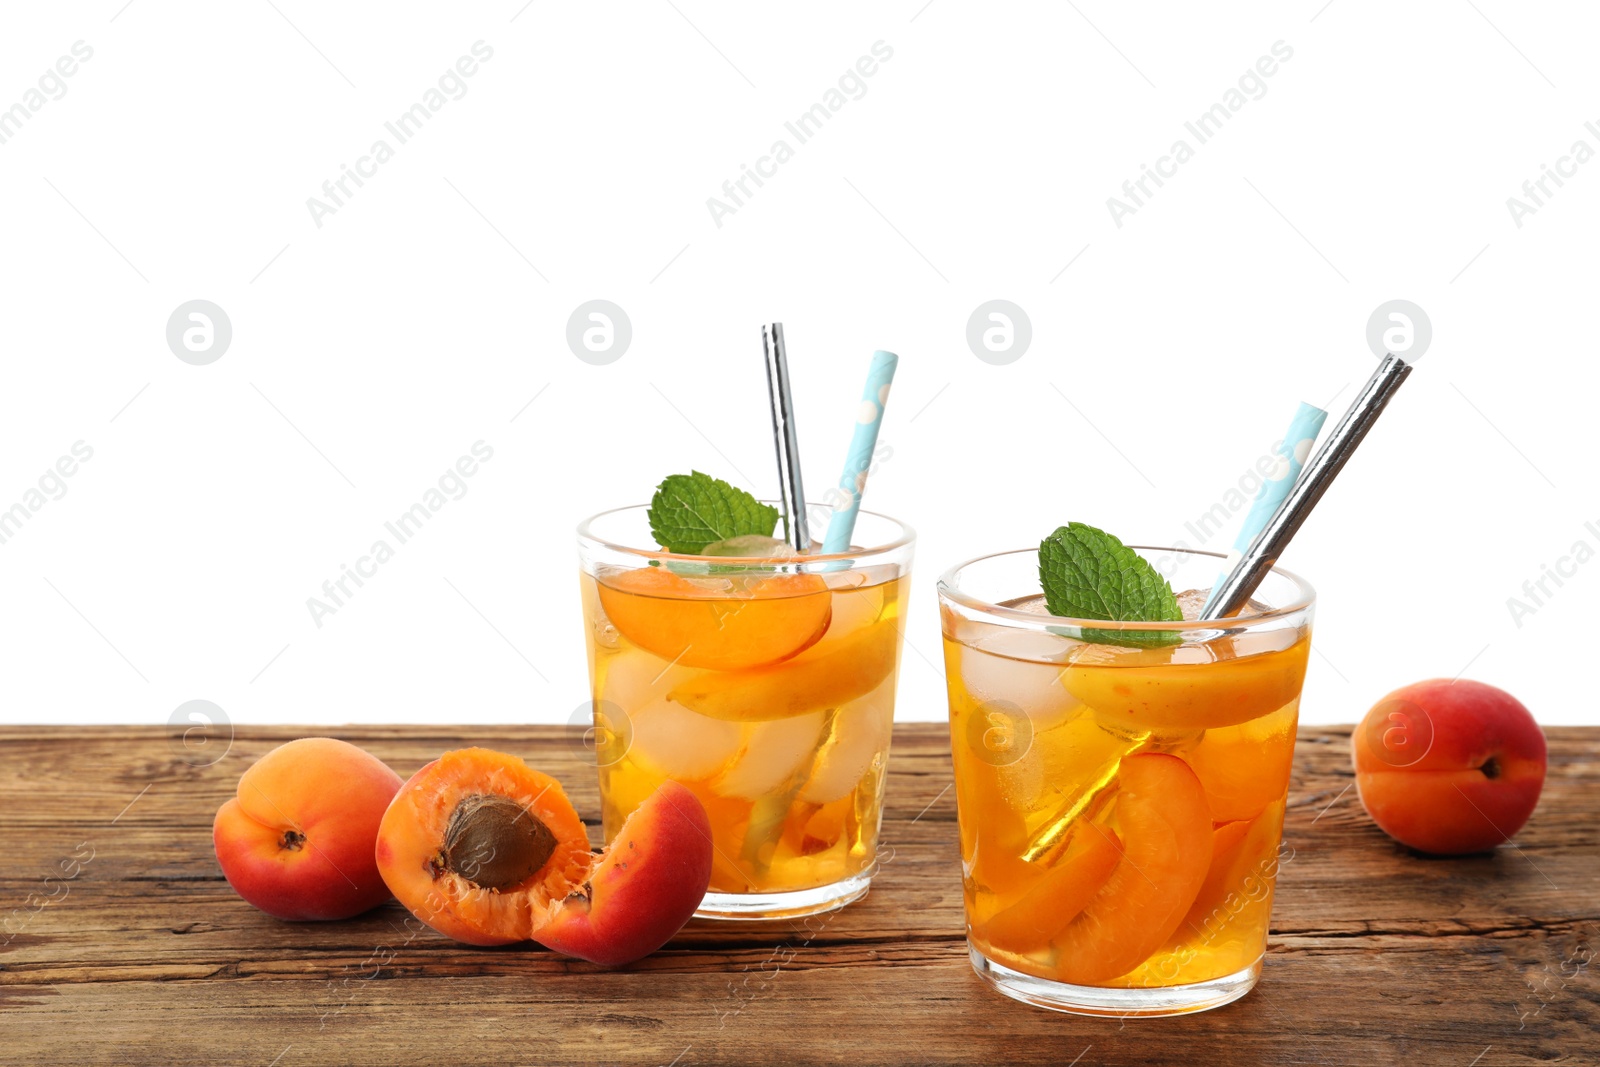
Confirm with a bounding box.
[1,1,1592,729]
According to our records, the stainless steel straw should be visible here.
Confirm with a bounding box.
[1202,352,1415,621]
[762,322,811,551]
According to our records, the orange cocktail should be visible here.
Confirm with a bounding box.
[579,505,914,920]
[938,545,1314,1015]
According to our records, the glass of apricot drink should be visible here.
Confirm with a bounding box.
[938,545,1314,1015]
[578,505,914,919]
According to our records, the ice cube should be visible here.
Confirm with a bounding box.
[629,699,743,780]
[1175,587,1210,621]
[602,649,742,780]
[601,647,691,706]
[958,629,1081,734]
[995,713,1136,816]
[799,680,893,804]
[701,534,796,558]
[712,712,828,800]
[1173,587,1274,625]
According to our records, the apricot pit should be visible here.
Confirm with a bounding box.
[440,793,558,891]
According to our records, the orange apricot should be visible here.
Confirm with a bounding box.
[376,748,711,965]
[1353,679,1546,855]
[598,567,832,671]
[213,737,402,921]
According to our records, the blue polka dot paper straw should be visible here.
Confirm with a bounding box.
[820,350,899,554]
[1201,400,1328,616]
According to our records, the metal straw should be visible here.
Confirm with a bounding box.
[1201,352,1415,621]
[762,322,810,551]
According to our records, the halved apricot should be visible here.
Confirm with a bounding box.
[376,748,711,964]
[598,567,832,671]
[1050,753,1213,985]
[667,618,899,722]
[982,827,1122,957]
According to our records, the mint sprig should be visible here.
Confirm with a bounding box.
[1038,522,1182,647]
[648,472,779,554]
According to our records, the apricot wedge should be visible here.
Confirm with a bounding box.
[535,780,713,967]
[1050,753,1213,985]
[1065,640,1309,733]
[667,618,899,722]
[1168,802,1283,957]
[1183,704,1297,823]
[598,567,831,671]
[982,828,1122,956]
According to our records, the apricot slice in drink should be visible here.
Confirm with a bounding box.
[982,828,1122,956]
[1050,753,1214,985]
[1066,639,1310,733]
[598,567,832,671]
[1184,704,1297,823]
[962,773,1038,906]
[1167,801,1283,959]
[667,618,899,722]
[782,795,854,856]
[376,748,711,964]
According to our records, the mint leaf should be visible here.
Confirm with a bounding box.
[648,472,779,554]
[1038,523,1182,647]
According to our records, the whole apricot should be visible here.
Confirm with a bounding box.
[1352,679,1546,855]
[213,738,403,921]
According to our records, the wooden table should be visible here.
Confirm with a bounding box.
[2,725,1595,1066]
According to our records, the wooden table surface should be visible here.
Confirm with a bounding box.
[1,724,1595,1066]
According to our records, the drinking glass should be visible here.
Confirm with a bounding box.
[578,505,914,919]
[938,545,1313,1015]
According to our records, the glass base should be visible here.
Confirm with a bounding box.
[970,945,1262,1017]
[694,870,873,921]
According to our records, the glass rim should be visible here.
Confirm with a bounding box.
[936,545,1316,631]
[576,502,916,565]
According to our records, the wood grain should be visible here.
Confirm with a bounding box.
[0,725,1594,1066]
